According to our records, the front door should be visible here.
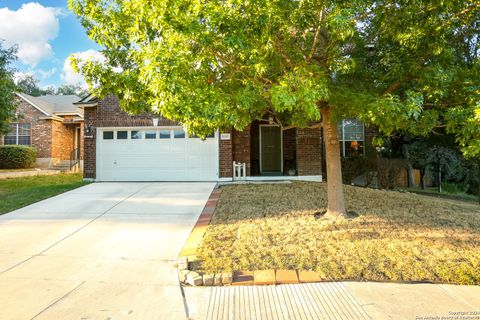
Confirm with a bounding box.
[260,126,282,174]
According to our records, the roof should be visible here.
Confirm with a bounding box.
[16,93,84,117]
[73,93,98,107]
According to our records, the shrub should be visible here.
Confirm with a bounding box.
[442,182,467,194]
[0,145,37,169]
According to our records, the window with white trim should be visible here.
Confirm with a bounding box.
[4,123,31,146]
[338,119,364,157]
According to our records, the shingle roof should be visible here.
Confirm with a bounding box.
[16,93,83,117]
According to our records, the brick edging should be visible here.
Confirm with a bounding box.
[178,186,222,260]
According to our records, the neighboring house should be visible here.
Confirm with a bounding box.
[77,94,377,182]
[0,93,84,170]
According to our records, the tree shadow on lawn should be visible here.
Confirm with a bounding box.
[196,182,480,284]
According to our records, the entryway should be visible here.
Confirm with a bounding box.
[260,125,283,175]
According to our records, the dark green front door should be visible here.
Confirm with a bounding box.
[260,126,282,174]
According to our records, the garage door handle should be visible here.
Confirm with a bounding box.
[113,160,117,165]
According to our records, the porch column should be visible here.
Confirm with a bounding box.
[296,127,322,176]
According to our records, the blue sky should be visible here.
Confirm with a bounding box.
[0,1,101,88]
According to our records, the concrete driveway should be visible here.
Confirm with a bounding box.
[0,182,215,320]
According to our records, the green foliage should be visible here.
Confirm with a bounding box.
[0,42,18,134]
[56,84,89,97]
[15,74,53,97]
[0,145,37,169]
[69,0,480,153]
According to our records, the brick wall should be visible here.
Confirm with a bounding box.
[296,127,322,176]
[232,126,251,176]
[13,97,53,159]
[83,94,177,179]
[283,128,296,172]
[219,130,233,178]
[51,120,75,161]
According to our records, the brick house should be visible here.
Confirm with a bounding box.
[78,94,377,182]
[0,93,84,170]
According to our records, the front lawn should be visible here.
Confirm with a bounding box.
[0,173,88,214]
[196,182,480,285]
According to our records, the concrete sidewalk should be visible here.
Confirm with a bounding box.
[184,281,480,319]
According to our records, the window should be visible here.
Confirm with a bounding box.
[173,128,185,138]
[4,123,31,146]
[159,130,171,139]
[131,130,143,139]
[117,131,128,139]
[338,119,364,157]
[103,131,114,140]
[145,131,156,139]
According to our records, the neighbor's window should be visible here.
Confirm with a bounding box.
[131,130,143,139]
[103,131,114,140]
[145,131,156,139]
[159,130,171,139]
[338,119,364,157]
[3,123,31,146]
[117,131,128,139]
[173,128,185,138]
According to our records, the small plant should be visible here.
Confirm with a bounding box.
[0,145,37,169]
[441,182,467,194]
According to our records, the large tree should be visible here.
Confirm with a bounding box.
[0,42,18,134]
[69,0,480,217]
[15,74,55,97]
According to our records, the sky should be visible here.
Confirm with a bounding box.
[0,1,102,89]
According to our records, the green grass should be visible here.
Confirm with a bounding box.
[0,173,89,214]
[398,187,479,203]
[196,182,480,285]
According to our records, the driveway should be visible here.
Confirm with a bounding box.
[0,182,216,320]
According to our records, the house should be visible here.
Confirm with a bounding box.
[0,93,84,170]
[77,95,377,182]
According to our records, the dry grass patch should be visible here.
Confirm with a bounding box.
[196,182,480,285]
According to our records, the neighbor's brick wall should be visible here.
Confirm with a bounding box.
[83,94,177,179]
[5,97,53,159]
[232,126,251,176]
[296,127,322,176]
[51,119,75,161]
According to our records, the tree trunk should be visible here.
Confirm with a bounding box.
[402,144,415,188]
[420,168,425,190]
[321,108,347,218]
[437,162,442,193]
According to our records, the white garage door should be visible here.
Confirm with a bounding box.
[96,127,219,181]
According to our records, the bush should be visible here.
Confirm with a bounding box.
[442,182,468,194]
[0,145,37,169]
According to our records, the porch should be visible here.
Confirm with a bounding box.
[221,121,323,180]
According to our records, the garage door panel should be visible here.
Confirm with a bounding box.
[97,128,218,181]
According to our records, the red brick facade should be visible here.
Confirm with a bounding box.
[83,96,384,180]
[0,97,82,167]
[219,131,233,178]
[232,126,251,176]
[296,127,322,176]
